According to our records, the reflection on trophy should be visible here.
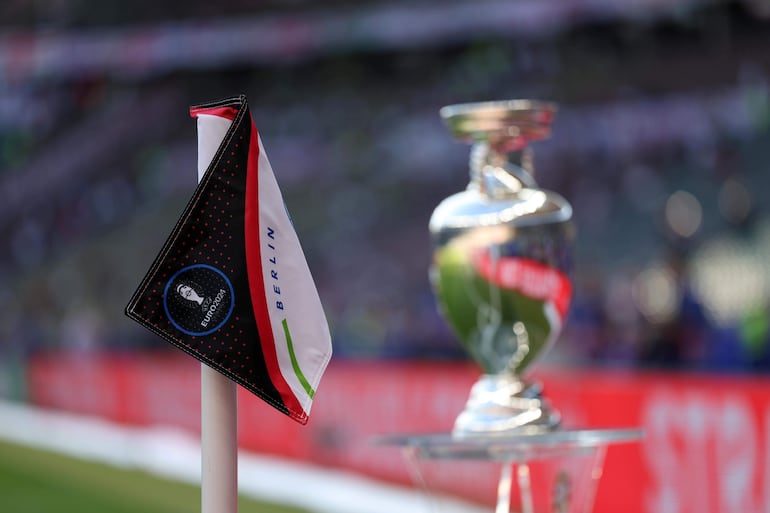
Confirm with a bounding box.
[430,100,573,437]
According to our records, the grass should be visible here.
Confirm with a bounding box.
[0,440,309,513]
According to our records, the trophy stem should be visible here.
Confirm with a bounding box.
[452,374,560,438]
[469,142,538,197]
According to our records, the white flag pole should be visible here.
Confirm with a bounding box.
[196,113,239,513]
[201,365,238,513]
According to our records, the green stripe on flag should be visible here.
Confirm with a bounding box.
[282,318,315,399]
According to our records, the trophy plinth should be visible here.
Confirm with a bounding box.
[430,100,572,437]
[374,429,643,513]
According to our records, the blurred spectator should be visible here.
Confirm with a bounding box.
[0,0,769,374]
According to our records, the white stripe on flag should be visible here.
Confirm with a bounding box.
[256,134,332,416]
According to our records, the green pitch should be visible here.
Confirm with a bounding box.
[0,440,309,513]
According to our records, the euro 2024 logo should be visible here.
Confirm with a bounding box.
[163,264,234,336]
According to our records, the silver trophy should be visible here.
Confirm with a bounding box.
[374,100,641,513]
[429,100,574,437]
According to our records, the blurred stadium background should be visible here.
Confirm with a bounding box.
[1,0,770,512]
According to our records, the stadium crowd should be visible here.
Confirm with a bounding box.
[1,0,769,375]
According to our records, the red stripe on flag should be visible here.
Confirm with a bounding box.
[244,122,306,421]
[189,105,239,120]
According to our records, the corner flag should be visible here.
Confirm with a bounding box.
[126,95,332,424]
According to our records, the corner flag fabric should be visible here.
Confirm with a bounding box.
[126,95,332,424]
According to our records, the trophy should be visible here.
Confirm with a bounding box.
[374,100,641,513]
[429,100,573,437]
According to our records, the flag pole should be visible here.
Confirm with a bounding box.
[197,119,238,513]
[201,365,238,513]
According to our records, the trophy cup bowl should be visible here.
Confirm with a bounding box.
[430,100,574,437]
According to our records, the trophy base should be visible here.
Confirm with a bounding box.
[374,429,642,513]
[452,374,560,438]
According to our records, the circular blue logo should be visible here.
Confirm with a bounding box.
[163,264,234,336]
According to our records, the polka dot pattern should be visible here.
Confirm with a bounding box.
[125,97,290,418]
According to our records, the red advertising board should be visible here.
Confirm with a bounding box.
[25,353,770,513]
